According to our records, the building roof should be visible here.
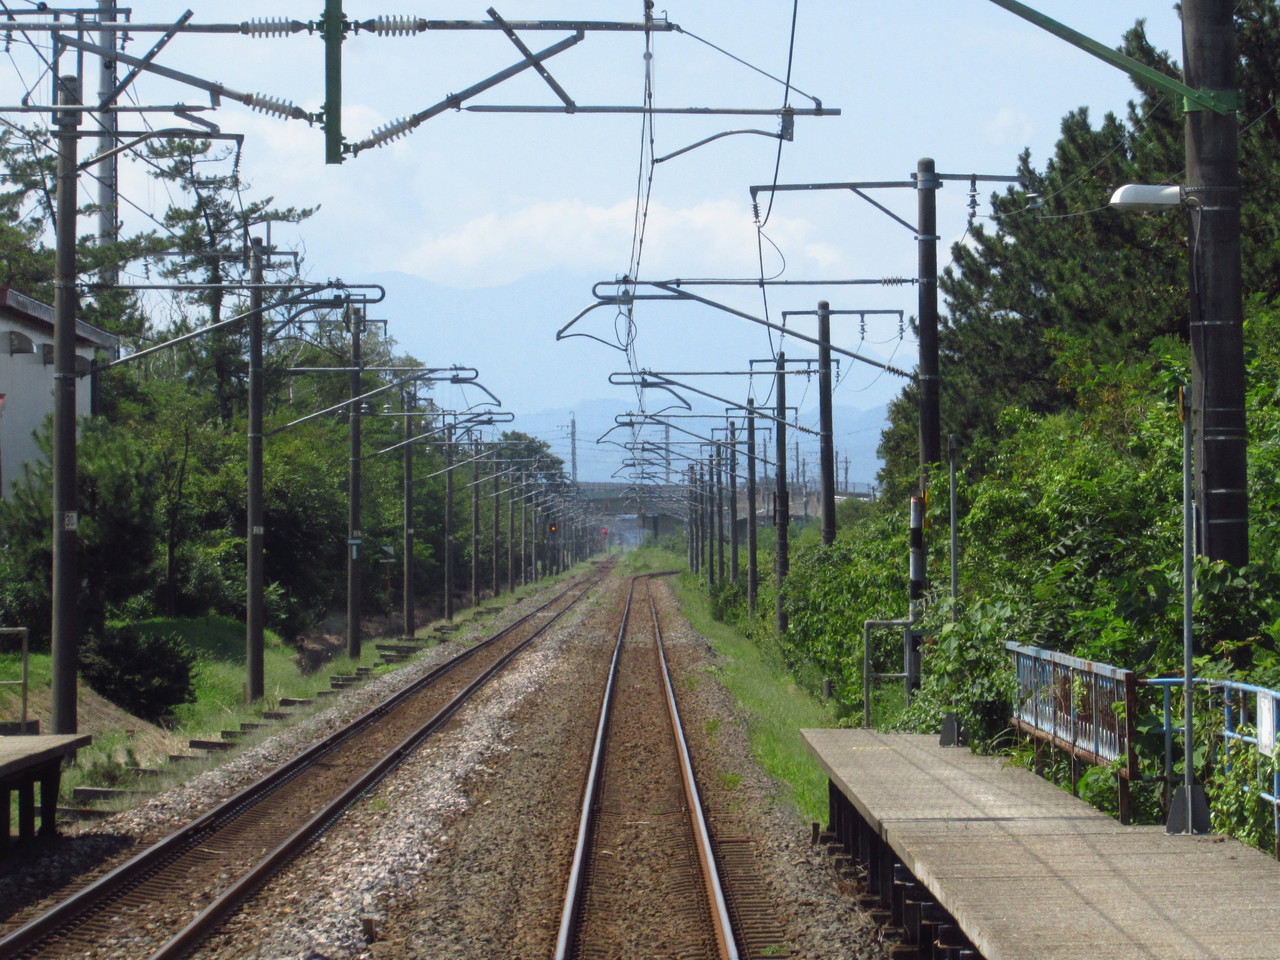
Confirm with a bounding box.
[0,286,118,350]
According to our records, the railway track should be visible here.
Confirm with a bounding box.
[553,573,785,960]
[0,564,608,960]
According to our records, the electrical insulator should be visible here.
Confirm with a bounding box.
[248,94,305,120]
[242,18,306,37]
[361,115,417,150]
[371,15,425,36]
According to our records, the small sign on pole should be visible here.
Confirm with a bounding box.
[1258,693,1277,758]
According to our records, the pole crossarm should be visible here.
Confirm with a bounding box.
[609,370,824,432]
[563,281,913,379]
[985,0,1241,115]
[94,281,368,372]
[272,370,484,437]
[751,173,1027,234]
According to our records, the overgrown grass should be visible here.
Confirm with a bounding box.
[624,545,838,824]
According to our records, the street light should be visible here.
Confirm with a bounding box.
[1110,182,1210,835]
[1108,184,1183,212]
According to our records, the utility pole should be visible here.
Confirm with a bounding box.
[471,438,481,607]
[520,473,529,586]
[729,420,739,582]
[715,447,725,584]
[444,427,455,621]
[402,391,416,639]
[819,302,837,545]
[687,466,697,572]
[96,0,118,285]
[245,238,265,703]
[507,478,516,591]
[917,158,942,487]
[491,457,501,596]
[746,399,758,613]
[775,353,789,638]
[346,307,363,659]
[50,74,81,735]
[1185,0,1247,566]
[570,413,578,484]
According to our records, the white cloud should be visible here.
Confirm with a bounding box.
[392,198,848,287]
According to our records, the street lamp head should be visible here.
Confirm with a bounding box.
[1109,184,1184,212]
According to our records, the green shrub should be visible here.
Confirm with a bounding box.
[81,623,197,724]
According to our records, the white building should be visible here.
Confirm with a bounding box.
[0,287,118,499]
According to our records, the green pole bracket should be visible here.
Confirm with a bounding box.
[321,0,347,164]
[986,0,1239,116]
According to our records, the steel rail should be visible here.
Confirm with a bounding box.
[0,568,607,960]
[553,573,738,960]
[651,585,738,960]
[551,575,633,960]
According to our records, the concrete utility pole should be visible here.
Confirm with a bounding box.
[444,428,455,621]
[96,0,118,285]
[917,158,941,487]
[818,301,837,545]
[471,439,480,607]
[714,447,725,584]
[245,238,265,703]
[775,353,790,638]
[746,399,759,613]
[729,420,740,582]
[507,479,516,590]
[402,392,416,639]
[570,413,578,484]
[491,460,501,596]
[1184,0,1247,565]
[346,307,363,659]
[50,75,81,735]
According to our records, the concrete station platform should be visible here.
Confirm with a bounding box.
[803,729,1280,960]
[1,734,91,848]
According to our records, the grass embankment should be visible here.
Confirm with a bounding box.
[623,546,837,824]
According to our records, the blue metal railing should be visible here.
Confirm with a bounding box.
[1005,642,1139,821]
[1006,642,1138,768]
[1145,676,1280,856]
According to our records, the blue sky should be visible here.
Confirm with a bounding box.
[2,2,1186,480]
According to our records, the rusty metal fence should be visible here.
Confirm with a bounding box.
[1006,641,1139,822]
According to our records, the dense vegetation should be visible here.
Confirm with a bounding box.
[697,4,1280,848]
[0,134,566,707]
